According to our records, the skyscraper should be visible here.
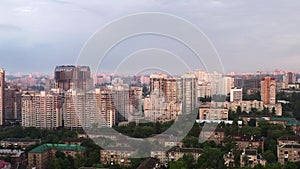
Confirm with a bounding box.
[0,68,4,126]
[54,65,92,91]
[54,65,76,90]
[261,76,276,105]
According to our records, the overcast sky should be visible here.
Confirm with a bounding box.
[1,0,300,74]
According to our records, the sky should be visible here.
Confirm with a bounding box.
[1,0,300,74]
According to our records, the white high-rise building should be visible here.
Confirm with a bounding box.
[222,77,234,96]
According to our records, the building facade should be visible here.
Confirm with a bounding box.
[21,91,63,129]
[261,76,276,105]
[0,69,4,126]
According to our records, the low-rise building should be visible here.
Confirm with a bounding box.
[278,136,300,145]
[232,136,264,152]
[0,160,10,169]
[199,107,228,120]
[166,146,202,162]
[164,138,183,148]
[207,101,282,116]
[240,149,266,167]
[100,147,136,167]
[199,128,225,145]
[0,149,25,166]
[0,138,41,148]
[277,143,300,164]
[150,150,167,166]
[28,143,86,169]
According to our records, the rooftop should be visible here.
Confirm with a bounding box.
[279,143,300,149]
[278,135,300,141]
[137,157,160,169]
[0,149,24,157]
[1,138,41,143]
[29,143,86,153]
[167,146,202,154]
[269,117,300,126]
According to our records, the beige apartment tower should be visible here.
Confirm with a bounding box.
[261,76,276,105]
[0,69,4,126]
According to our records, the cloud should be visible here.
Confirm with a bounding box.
[0,0,300,73]
[0,24,22,32]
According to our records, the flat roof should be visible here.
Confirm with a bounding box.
[29,143,86,153]
[1,138,41,143]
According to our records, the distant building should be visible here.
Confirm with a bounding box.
[54,65,92,91]
[150,73,167,98]
[111,84,131,123]
[144,94,181,122]
[243,78,261,95]
[230,88,243,102]
[202,99,282,116]
[221,77,234,95]
[287,72,296,84]
[198,107,228,120]
[28,144,86,169]
[181,73,197,114]
[4,87,21,122]
[0,68,4,126]
[261,76,276,105]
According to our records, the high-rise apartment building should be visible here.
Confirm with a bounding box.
[0,68,5,126]
[95,87,115,128]
[54,65,75,90]
[261,76,276,105]
[150,73,167,98]
[4,87,21,121]
[21,91,63,129]
[243,77,261,94]
[181,73,197,113]
[63,88,116,129]
[163,78,178,102]
[221,77,234,95]
[111,84,131,123]
[287,72,296,84]
[54,65,92,91]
